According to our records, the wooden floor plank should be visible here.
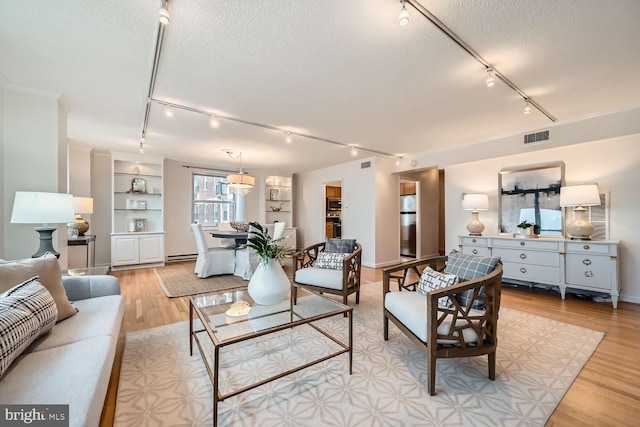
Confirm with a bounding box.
[99,263,640,426]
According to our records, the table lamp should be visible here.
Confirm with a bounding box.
[10,191,76,258]
[73,196,94,236]
[463,193,489,236]
[560,184,601,240]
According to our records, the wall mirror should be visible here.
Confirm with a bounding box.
[499,162,565,236]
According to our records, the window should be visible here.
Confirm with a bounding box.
[192,173,235,227]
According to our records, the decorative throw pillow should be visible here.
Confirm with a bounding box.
[417,267,459,308]
[444,250,501,310]
[315,252,349,269]
[0,256,77,322]
[325,238,356,253]
[0,277,58,377]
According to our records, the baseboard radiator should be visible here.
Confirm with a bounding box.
[166,253,198,263]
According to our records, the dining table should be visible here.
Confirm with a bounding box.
[209,230,249,248]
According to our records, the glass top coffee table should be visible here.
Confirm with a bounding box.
[189,287,353,426]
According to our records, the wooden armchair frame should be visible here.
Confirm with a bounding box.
[383,255,503,395]
[292,242,363,306]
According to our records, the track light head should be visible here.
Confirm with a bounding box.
[165,105,173,117]
[159,7,170,25]
[285,132,292,143]
[139,142,145,154]
[486,68,496,87]
[209,115,219,128]
[350,147,358,156]
[398,1,409,26]
[523,100,531,115]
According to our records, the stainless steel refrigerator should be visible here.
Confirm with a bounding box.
[400,195,417,257]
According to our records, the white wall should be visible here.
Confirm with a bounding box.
[294,156,387,268]
[2,87,69,266]
[0,82,5,259]
[443,134,640,303]
[68,145,93,268]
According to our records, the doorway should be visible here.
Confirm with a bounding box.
[400,179,417,258]
[324,181,342,239]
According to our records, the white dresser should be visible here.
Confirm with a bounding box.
[459,236,620,308]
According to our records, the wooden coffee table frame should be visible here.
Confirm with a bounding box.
[189,289,353,426]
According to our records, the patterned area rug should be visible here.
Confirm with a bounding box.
[115,282,604,426]
[153,262,247,297]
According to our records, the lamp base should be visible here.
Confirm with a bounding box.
[75,214,89,236]
[566,206,595,240]
[33,226,60,259]
[466,210,485,236]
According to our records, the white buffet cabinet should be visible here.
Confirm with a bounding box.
[111,232,165,270]
[459,235,620,308]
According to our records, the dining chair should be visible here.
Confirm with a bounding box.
[191,223,236,278]
[272,222,286,241]
[233,224,261,280]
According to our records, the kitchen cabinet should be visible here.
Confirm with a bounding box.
[459,236,620,308]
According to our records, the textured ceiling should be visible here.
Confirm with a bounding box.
[1,0,639,174]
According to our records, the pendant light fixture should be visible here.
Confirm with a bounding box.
[224,150,255,196]
[398,0,410,26]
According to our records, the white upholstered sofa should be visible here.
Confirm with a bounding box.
[0,257,125,427]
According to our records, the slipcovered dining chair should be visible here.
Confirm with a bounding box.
[233,224,261,280]
[191,223,236,278]
[272,222,286,242]
[292,238,362,306]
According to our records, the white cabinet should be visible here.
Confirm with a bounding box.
[111,233,165,269]
[111,153,165,270]
[458,236,620,308]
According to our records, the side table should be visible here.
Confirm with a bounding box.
[68,234,96,267]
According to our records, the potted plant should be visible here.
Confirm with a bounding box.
[245,221,290,305]
[517,220,534,237]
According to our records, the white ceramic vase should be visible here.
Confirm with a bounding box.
[518,227,531,237]
[247,258,290,305]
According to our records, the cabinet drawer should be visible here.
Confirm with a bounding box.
[565,254,611,290]
[492,248,559,267]
[491,238,560,251]
[459,236,488,246]
[460,246,492,257]
[502,263,561,284]
[565,242,613,255]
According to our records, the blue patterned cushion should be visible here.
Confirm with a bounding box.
[316,252,349,270]
[445,250,501,309]
[0,277,58,377]
[324,238,356,253]
[417,267,459,308]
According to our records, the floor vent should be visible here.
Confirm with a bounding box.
[361,161,371,169]
[167,254,197,263]
[523,130,550,145]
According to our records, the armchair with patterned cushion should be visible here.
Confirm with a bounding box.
[383,250,502,395]
[292,238,362,306]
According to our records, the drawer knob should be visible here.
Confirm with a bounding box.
[520,267,527,274]
[472,249,478,255]
[584,271,593,278]
[472,238,477,243]
[520,253,527,259]
[583,258,592,265]
[583,245,590,250]
[520,241,525,246]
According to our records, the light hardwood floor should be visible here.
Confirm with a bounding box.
[100,263,640,426]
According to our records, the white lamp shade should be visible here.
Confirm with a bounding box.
[11,192,75,224]
[73,197,94,214]
[462,193,489,211]
[559,185,600,207]
[226,173,255,187]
